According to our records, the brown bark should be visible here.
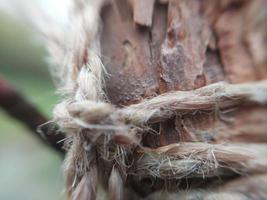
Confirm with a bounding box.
[99,0,267,197]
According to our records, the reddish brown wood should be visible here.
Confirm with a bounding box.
[99,0,267,196]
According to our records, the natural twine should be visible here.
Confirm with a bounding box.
[12,0,267,199]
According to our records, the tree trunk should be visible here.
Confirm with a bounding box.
[98,0,267,198]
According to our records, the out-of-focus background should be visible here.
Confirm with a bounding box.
[0,1,68,199]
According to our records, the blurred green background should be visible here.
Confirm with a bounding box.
[0,12,64,200]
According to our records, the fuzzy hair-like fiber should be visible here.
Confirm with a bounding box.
[3,0,267,199]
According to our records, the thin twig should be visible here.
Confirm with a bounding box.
[0,77,65,154]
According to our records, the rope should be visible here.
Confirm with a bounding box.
[12,0,267,199]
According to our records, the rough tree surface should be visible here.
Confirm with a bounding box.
[99,0,267,198]
[3,0,267,199]
[16,0,267,199]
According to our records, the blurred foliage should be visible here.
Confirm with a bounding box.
[0,12,59,117]
[0,13,63,200]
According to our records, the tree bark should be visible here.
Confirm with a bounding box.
[99,0,267,197]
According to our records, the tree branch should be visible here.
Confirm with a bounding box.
[0,76,65,154]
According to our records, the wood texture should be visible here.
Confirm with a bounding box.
[99,0,267,197]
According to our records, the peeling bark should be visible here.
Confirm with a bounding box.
[99,0,267,197]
